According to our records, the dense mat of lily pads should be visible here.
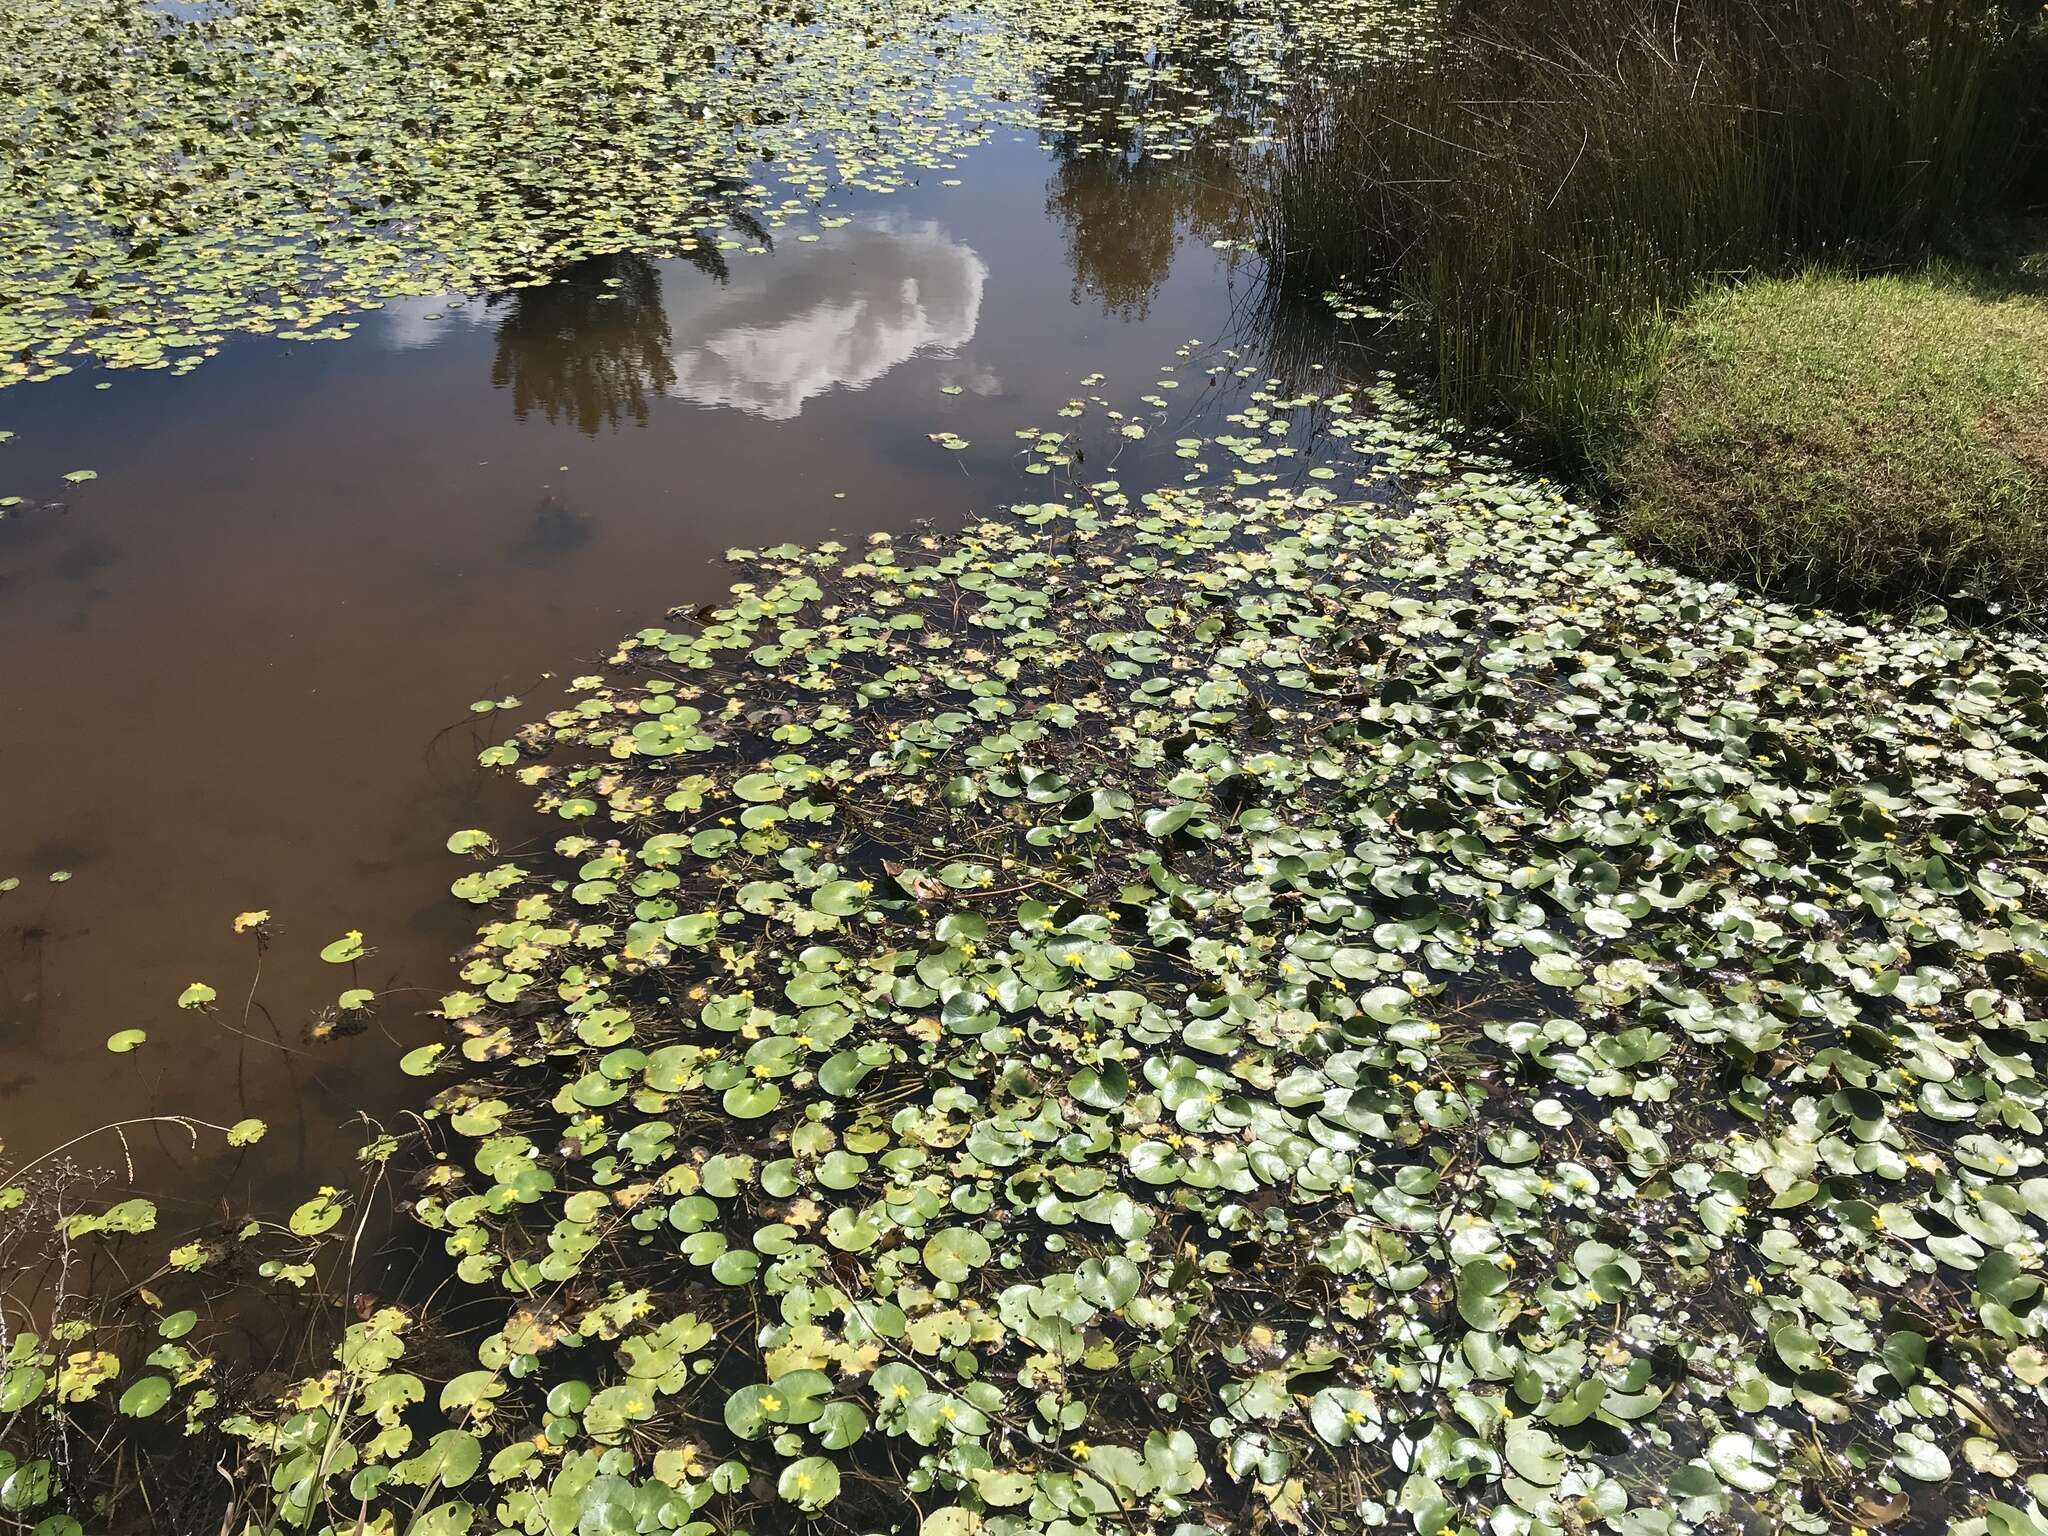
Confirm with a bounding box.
[29,366,2002,1535]
[0,0,1432,389]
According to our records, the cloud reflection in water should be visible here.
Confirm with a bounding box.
[382,214,990,431]
[666,215,986,419]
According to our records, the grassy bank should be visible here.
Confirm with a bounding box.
[1617,270,2048,619]
[1262,0,2045,467]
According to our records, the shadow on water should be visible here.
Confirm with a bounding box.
[508,492,596,563]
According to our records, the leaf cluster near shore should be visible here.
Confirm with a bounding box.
[54,354,2026,1536]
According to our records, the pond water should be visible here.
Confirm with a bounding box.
[0,128,1270,1227]
[12,5,2044,1535]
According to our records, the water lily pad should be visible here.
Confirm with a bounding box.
[318,931,367,964]
[777,1455,840,1510]
[117,1376,171,1417]
[923,1227,990,1283]
[723,1081,781,1119]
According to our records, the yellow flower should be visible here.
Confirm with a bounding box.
[760,1394,782,1413]
[1070,1441,1092,1460]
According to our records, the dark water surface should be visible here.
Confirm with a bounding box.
[0,132,1263,1224]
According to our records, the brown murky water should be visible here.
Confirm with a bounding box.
[0,132,1275,1228]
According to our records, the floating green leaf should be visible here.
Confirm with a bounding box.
[318,931,367,964]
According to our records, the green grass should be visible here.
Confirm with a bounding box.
[1613,271,2048,620]
[1261,0,2044,467]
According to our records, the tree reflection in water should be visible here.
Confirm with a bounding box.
[489,252,684,434]
[487,210,988,429]
[1046,147,1248,318]
[1040,2,1261,319]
